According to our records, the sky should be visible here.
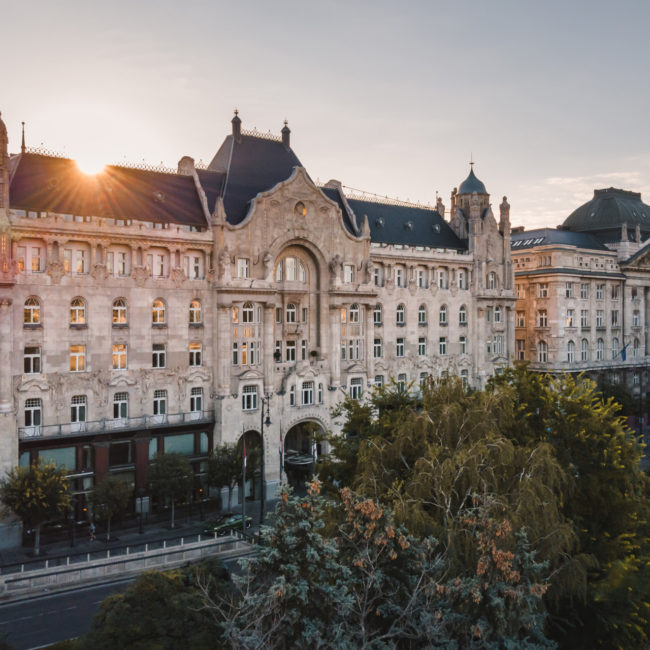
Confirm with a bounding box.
[3,0,650,230]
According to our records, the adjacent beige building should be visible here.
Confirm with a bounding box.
[0,111,515,547]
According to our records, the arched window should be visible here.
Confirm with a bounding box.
[418,304,427,325]
[70,298,86,325]
[494,306,502,323]
[152,299,166,324]
[634,337,640,358]
[581,339,589,361]
[488,272,497,290]
[459,305,467,325]
[396,304,405,325]
[537,341,548,363]
[189,299,201,324]
[243,302,255,323]
[349,304,360,323]
[24,297,41,325]
[439,305,447,325]
[567,340,575,363]
[612,337,619,360]
[286,303,297,323]
[112,298,127,325]
[596,338,604,361]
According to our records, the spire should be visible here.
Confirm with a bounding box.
[469,152,474,169]
[231,109,241,140]
[21,121,25,154]
[281,119,290,148]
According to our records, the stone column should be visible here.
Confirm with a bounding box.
[329,305,341,387]
[217,305,231,396]
[134,435,151,491]
[263,304,275,393]
[94,441,110,483]
[0,299,13,413]
[364,303,374,379]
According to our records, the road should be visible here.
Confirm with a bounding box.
[0,579,133,649]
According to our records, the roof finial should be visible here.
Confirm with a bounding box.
[234,108,238,116]
[283,119,288,126]
[21,121,25,154]
[469,152,474,169]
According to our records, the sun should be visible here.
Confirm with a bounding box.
[75,155,106,176]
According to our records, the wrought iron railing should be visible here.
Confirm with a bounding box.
[240,128,282,142]
[340,184,433,209]
[18,410,215,440]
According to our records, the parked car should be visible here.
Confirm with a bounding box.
[204,514,252,536]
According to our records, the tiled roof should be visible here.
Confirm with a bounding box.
[9,153,211,227]
[207,134,303,225]
[511,227,608,251]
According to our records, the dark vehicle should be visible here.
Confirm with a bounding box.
[204,514,252,536]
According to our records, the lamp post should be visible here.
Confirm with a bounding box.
[137,488,145,534]
[260,394,272,525]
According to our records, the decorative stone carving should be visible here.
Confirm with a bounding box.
[328,254,342,278]
[263,251,273,279]
[46,261,65,284]
[171,267,186,288]
[218,247,230,280]
[90,263,109,281]
[132,266,149,287]
[364,259,374,283]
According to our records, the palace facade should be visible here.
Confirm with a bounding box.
[0,111,515,547]
[511,188,650,411]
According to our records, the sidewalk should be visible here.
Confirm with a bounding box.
[0,499,272,571]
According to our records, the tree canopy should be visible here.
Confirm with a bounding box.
[90,475,131,541]
[148,453,193,528]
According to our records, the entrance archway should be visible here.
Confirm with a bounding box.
[283,421,324,494]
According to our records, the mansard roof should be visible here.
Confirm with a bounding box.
[9,152,212,227]
[510,227,609,251]
[207,133,304,225]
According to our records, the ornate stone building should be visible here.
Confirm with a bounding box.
[0,111,515,547]
[511,188,650,408]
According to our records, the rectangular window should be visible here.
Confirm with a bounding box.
[460,336,467,355]
[71,395,86,423]
[112,343,127,370]
[24,346,41,374]
[275,307,282,324]
[516,339,525,361]
[289,385,296,406]
[189,342,202,366]
[396,338,404,357]
[190,387,203,412]
[516,312,525,328]
[580,283,589,299]
[537,311,547,327]
[25,398,42,428]
[397,374,407,392]
[566,309,575,328]
[373,338,382,358]
[565,282,573,298]
[633,310,641,327]
[63,249,72,274]
[344,264,354,283]
[611,285,619,300]
[117,252,127,276]
[581,309,589,328]
[153,389,167,416]
[242,385,258,411]
[113,392,128,419]
[286,340,296,362]
[538,283,548,298]
[439,337,447,355]
[418,337,426,356]
[301,340,307,361]
[152,343,166,368]
[232,342,239,365]
[417,268,427,288]
[156,254,166,278]
[349,378,363,400]
[394,267,404,288]
[611,310,619,327]
[374,375,384,387]
[302,381,314,405]
[237,258,250,279]
[70,344,86,372]
[302,307,308,323]
[241,342,248,365]
[596,284,604,300]
[373,305,382,325]
[596,310,604,328]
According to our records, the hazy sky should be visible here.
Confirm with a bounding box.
[3,0,650,229]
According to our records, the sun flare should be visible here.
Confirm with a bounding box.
[75,155,106,176]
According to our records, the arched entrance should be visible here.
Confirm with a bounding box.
[283,421,324,494]
[236,430,261,504]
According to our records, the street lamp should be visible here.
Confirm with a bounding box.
[260,393,272,525]
[137,487,145,534]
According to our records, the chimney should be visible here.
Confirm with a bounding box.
[281,120,290,148]
[231,109,241,141]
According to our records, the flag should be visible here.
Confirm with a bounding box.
[621,342,630,361]
[243,438,247,479]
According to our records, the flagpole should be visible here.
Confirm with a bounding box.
[242,431,247,536]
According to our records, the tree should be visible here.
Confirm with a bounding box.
[148,453,193,528]
[80,560,229,649]
[90,475,131,541]
[208,443,241,513]
[0,459,70,556]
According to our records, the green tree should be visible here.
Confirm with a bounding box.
[0,459,70,556]
[80,560,229,650]
[489,367,650,649]
[208,443,241,513]
[148,453,193,529]
[90,475,131,542]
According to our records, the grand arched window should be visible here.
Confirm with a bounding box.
[112,298,127,325]
[189,299,202,324]
[70,297,86,325]
[24,297,41,325]
[152,299,166,324]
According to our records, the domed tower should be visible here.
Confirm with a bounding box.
[456,164,489,217]
[449,163,491,250]
[0,112,8,214]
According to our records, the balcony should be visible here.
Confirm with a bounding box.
[18,410,215,441]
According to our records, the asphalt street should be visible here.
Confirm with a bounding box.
[0,578,133,649]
